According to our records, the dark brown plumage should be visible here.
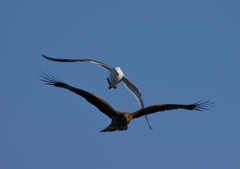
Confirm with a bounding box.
[40,72,214,132]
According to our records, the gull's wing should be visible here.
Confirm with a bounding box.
[40,71,118,119]
[132,101,214,119]
[122,76,144,108]
[42,54,113,72]
[122,76,153,130]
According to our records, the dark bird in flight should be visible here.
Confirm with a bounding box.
[42,54,152,129]
[40,72,214,132]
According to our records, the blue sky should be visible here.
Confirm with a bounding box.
[1,1,239,168]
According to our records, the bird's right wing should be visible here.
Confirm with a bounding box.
[122,76,144,108]
[132,101,214,119]
[40,71,118,119]
[42,54,113,72]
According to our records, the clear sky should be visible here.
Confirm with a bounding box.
[1,1,239,168]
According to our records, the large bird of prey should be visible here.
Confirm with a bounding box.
[40,72,214,132]
[42,54,152,129]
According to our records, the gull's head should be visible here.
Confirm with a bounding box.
[114,67,122,76]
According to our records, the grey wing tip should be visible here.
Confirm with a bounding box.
[41,54,57,61]
[42,54,47,58]
[42,54,54,61]
[140,100,144,108]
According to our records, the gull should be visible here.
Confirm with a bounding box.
[42,54,152,129]
[40,72,214,132]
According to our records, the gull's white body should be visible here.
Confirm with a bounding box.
[108,67,124,89]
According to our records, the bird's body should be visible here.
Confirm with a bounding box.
[40,72,213,132]
[42,54,152,129]
[107,67,123,89]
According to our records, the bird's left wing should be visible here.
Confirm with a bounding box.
[42,54,112,72]
[132,101,214,119]
[122,76,144,108]
[40,71,118,119]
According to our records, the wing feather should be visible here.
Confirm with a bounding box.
[122,76,144,108]
[121,76,153,129]
[40,71,118,119]
[132,101,214,119]
[42,54,113,72]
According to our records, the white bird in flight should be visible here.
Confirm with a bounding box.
[42,54,152,129]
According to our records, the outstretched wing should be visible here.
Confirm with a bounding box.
[132,101,214,119]
[122,76,153,130]
[122,76,144,108]
[40,71,118,119]
[42,54,113,72]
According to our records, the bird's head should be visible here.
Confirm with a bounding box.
[120,114,128,120]
[118,113,132,125]
[114,67,122,76]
